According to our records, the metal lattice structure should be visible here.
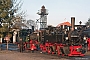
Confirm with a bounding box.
[37,5,48,29]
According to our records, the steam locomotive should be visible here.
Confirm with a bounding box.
[38,17,87,56]
[23,17,87,56]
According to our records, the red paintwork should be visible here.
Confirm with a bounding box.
[45,42,50,53]
[39,42,85,56]
[40,44,46,52]
[68,45,84,56]
[56,43,64,55]
[40,42,53,53]
[87,38,90,51]
[30,44,36,50]
[25,40,38,50]
[40,42,64,55]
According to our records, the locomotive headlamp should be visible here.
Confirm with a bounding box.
[75,27,77,29]
[83,37,86,40]
[65,37,68,40]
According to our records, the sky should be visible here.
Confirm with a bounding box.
[21,0,90,26]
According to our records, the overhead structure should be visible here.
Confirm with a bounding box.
[37,5,48,29]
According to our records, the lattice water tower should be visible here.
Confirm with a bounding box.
[37,5,48,29]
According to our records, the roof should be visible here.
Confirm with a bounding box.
[56,22,71,27]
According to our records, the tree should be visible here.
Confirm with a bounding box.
[0,0,24,38]
[12,15,27,30]
[85,18,90,26]
[0,0,23,26]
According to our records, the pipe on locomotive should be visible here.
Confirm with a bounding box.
[71,17,75,31]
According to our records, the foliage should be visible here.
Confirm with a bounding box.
[85,18,90,26]
[11,15,26,30]
[7,33,12,38]
[0,0,24,38]
[0,34,3,38]
[0,0,22,23]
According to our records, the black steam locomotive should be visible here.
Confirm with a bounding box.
[39,17,87,56]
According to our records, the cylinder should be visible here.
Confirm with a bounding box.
[71,17,75,30]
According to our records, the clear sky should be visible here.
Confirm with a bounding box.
[21,0,90,26]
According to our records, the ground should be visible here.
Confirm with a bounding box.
[0,50,90,60]
[0,43,90,60]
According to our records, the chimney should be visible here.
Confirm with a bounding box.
[71,17,75,30]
